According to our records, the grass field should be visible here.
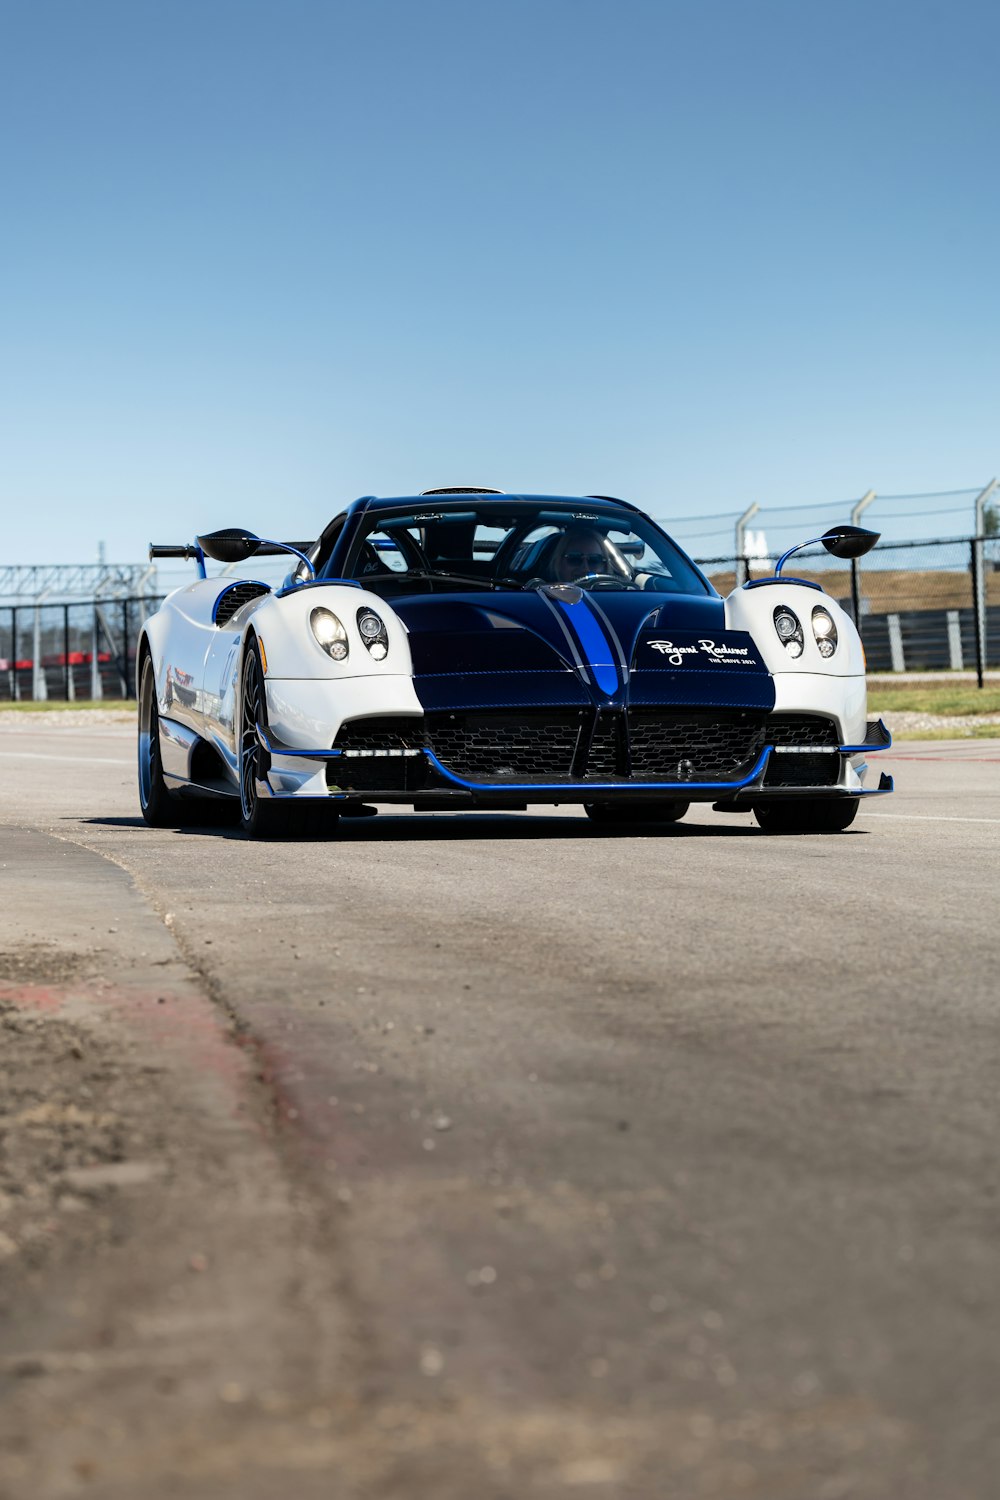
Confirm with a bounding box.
[0,699,133,713]
[2,684,998,738]
[868,681,1000,716]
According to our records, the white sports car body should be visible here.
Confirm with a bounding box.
[138,490,892,836]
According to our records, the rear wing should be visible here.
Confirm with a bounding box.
[149,541,312,578]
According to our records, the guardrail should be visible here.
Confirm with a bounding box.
[2,534,997,702]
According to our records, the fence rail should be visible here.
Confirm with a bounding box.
[2,535,998,703]
[0,595,162,703]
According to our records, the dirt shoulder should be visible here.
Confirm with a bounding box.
[0,828,356,1500]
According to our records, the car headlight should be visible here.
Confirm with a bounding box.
[773,606,804,658]
[811,606,838,658]
[310,607,349,661]
[357,608,389,661]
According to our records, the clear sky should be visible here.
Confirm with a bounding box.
[1,0,997,565]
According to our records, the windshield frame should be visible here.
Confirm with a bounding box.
[322,496,715,598]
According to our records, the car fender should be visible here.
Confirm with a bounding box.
[242,584,413,681]
[725,583,867,743]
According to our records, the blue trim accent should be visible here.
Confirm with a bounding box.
[846,772,893,796]
[211,580,270,624]
[258,726,774,791]
[839,719,892,754]
[256,537,315,578]
[552,596,619,694]
[774,535,831,576]
[275,576,363,598]
[423,746,773,794]
[744,576,823,591]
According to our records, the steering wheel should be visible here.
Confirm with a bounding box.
[569,572,641,591]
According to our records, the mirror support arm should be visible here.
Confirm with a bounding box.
[257,540,314,581]
[774,537,828,577]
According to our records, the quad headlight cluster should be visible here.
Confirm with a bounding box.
[772,605,838,659]
[309,606,390,663]
[773,606,804,658]
[811,606,838,658]
[310,607,349,660]
[356,607,389,660]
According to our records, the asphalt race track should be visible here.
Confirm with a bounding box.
[1,715,998,1499]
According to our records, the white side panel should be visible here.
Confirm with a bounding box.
[141,579,238,735]
[265,675,424,751]
[770,671,868,745]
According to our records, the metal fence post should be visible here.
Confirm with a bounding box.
[849,491,876,628]
[63,603,71,701]
[850,561,862,629]
[735,504,759,587]
[121,598,130,698]
[972,480,996,684]
[9,607,16,701]
[91,605,103,699]
[32,597,48,701]
[970,539,985,689]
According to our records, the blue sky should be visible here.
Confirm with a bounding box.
[1,0,997,565]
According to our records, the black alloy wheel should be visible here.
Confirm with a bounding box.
[753,799,859,834]
[239,639,282,837]
[138,654,176,826]
[239,639,336,840]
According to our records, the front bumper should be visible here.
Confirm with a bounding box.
[252,718,893,807]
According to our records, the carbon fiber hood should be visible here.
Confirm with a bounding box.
[392,589,774,713]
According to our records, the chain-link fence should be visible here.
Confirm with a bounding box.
[2,537,998,702]
[698,535,1000,680]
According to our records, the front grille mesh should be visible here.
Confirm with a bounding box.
[585,715,620,778]
[764,751,842,788]
[765,714,840,749]
[426,712,582,781]
[335,716,426,752]
[629,710,764,780]
[331,709,843,786]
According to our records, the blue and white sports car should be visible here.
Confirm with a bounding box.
[138,487,892,837]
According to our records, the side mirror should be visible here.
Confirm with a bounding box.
[821,525,880,560]
[197,527,262,564]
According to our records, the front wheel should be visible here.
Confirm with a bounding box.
[753,799,859,834]
[239,638,286,838]
[138,654,176,827]
[585,799,689,826]
[238,640,338,840]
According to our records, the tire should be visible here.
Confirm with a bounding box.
[238,639,337,840]
[753,799,859,834]
[584,799,689,826]
[138,653,177,827]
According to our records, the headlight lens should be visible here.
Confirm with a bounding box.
[773,606,804,658]
[310,607,349,661]
[357,608,389,661]
[811,607,838,658]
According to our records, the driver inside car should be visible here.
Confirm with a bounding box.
[548,525,631,584]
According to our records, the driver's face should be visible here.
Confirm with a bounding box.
[555,530,606,582]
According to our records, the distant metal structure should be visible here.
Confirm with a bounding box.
[0,561,155,604]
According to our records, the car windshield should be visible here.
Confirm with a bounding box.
[336,503,711,596]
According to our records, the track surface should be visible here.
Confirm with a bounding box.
[1,717,998,1498]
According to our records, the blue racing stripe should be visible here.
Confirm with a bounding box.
[554,597,619,694]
